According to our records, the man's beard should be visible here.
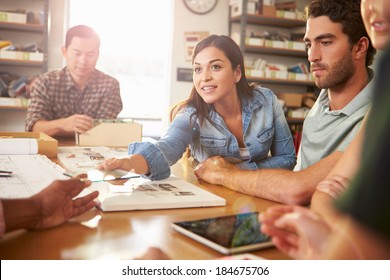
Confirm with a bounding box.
[311,52,355,90]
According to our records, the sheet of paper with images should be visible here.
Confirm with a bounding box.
[57,146,129,173]
[87,176,226,212]
[58,146,139,182]
[0,155,66,199]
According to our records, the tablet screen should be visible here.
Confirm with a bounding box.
[172,212,272,254]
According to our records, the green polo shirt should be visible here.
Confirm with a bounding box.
[295,69,374,171]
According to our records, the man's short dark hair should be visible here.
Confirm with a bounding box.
[65,25,100,49]
[304,0,376,66]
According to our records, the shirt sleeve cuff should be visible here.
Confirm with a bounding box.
[128,142,171,180]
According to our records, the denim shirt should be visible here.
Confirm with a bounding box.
[129,86,296,180]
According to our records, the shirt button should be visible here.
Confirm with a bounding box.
[246,143,251,147]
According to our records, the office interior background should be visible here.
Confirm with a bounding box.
[0,0,310,139]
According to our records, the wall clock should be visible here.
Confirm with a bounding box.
[183,0,218,15]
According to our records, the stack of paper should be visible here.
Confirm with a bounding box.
[0,138,38,155]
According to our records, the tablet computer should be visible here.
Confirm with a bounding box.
[172,212,273,255]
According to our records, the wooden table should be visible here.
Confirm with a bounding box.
[0,139,290,260]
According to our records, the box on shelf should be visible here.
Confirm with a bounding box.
[276,92,303,108]
[265,70,288,80]
[265,39,285,49]
[0,97,29,107]
[276,92,317,108]
[0,132,58,157]
[76,120,142,147]
[288,72,309,81]
[261,5,277,17]
[285,41,306,51]
[276,10,296,19]
[246,69,264,78]
[0,11,27,24]
[0,50,44,62]
[289,107,310,118]
[230,0,257,17]
[246,37,264,46]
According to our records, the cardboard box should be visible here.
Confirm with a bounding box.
[76,120,142,147]
[0,132,58,157]
[288,72,309,81]
[0,11,27,24]
[276,92,303,108]
[0,50,44,62]
[261,5,277,17]
[246,37,264,46]
[265,39,285,49]
[265,70,288,79]
[230,1,257,17]
[276,10,296,19]
[285,41,306,51]
[246,69,264,78]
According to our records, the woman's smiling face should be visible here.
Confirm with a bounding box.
[361,0,390,50]
[192,46,241,105]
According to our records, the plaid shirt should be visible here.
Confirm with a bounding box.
[25,67,123,132]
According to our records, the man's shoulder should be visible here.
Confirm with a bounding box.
[93,69,119,84]
[39,68,65,80]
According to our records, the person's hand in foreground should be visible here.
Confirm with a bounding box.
[3,176,99,233]
[316,175,350,199]
[260,205,331,259]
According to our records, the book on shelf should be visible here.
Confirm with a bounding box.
[288,62,309,74]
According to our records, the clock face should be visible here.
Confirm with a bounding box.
[183,0,218,15]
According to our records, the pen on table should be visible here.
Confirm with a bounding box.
[63,172,140,182]
[0,170,13,177]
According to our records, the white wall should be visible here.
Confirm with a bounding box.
[47,0,68,70]
[168,0,229,108]
[47,0,229,127]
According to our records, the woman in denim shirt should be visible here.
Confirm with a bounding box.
[99,35,296,180]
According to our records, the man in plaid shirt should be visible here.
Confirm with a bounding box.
[25,25,123,137]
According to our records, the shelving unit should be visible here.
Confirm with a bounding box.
[0,0,49,131]
[229,0,315,89]
[229,0,317,150]
[0,0,48,75]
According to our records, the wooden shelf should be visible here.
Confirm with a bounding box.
[287,117,305,124]
[0,58,43,67]
[0,21,44,33]
[231,14,306,28]
[0,97,28,109]
[245,45,307,57]
[0,0,49,76]
[248,76,315,86]
[0,105,27,110]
